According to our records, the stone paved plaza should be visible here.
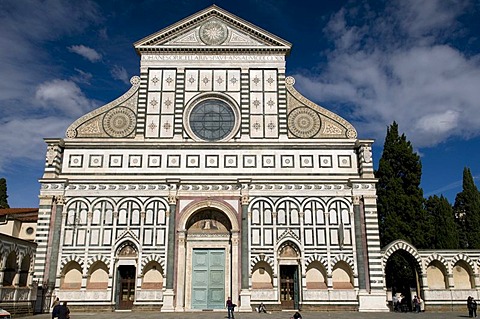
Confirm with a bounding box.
[20,311,470,319]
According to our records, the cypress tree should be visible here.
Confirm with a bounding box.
[453,167,480,248]
[425,195,459,249]
[0,178,9,209]
[376,122,431,248]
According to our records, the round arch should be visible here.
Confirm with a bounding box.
[178,199,240,232]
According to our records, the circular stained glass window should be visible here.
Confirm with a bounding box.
[189,99,235,141]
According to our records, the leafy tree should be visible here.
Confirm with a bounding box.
[425,195,459,249]
[453,167,480,248]
[0,178,9,209]
[376,122,432,248]
[385,250,417,296]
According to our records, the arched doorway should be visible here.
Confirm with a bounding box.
[175,201,240,311]
[384,248,422,312]
[115,242,138,310]
[278,241,301,310]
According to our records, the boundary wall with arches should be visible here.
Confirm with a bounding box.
[382,239,480,311]
[0,233,37,316]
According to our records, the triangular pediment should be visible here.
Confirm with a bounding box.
[134,5,291,53]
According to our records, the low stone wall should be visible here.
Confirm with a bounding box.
[0,287,37,317]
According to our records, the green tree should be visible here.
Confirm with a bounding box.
[376,122,432,248]
[0,178,9,209]
[453,167,480,248]
[425,195,459,249]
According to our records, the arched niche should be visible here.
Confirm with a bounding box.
[3,251,17,286]
[252,261,273,289]
[142,261,164,289]
[306,261,327,289]
[332,261,354,289]
[18,254,31,287]
[87,261,109,289]
[426,260,448,289]
[186,208,232,234]
[453,260,474,289]
[61,261,82,289]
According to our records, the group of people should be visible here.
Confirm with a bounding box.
[51,298,70,319]
[467,296,477,317]
[392,293,424,312]
[412,295,422,313]
[229,299,302,318]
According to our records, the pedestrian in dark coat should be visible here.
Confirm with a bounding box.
[472,297,478,317]
[52,303,61,319]
[57,301,70,319]
[468,296,474,317]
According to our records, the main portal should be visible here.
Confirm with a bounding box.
[191,249,226,309]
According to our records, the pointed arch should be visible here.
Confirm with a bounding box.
[60,259,83,290]
[276,238,302,261]
[250,254,275,272]
[331,254,356,275]
[114,236,140,256]
[86,255,111,270]
[305,254,329,270]
[382,240,423,272]
[141,255,165,275]
[452,253,475,272]
[251,259,274,289]
[60,255,84,269]
[424,253,449,273]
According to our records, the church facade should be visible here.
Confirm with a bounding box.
[33,6,480,313]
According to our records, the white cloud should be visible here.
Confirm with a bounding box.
[68,45,102,62]
[293,0,480,148]
[0,1,103,175]
[35,79,99,117]
[110,65,130,85]
[0,117,71,171]
[70,68,93,84]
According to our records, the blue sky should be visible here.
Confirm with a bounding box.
[1,0,480,208]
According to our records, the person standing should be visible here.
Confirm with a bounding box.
[52,300,61,319]
[57,301,70,319]
[413,296,420,313]
[226,296,235,319]
[468,296,474,317]
[472,297,478,317]
[392,294,398,312]
[418,296,425,312]
[51,297,60,309]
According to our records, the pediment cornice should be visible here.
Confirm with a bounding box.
[134,5,291,54]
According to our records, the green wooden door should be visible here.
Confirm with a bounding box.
[191,249,225,309]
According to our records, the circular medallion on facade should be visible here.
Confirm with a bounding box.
[199,19,228,45]
[189,99,235,141]
[285,76,296,86]
[288,107,321,138]
[130,75,140,86]
[103,107,136,137]
[66,129,77,138]
[346,128,357,139]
